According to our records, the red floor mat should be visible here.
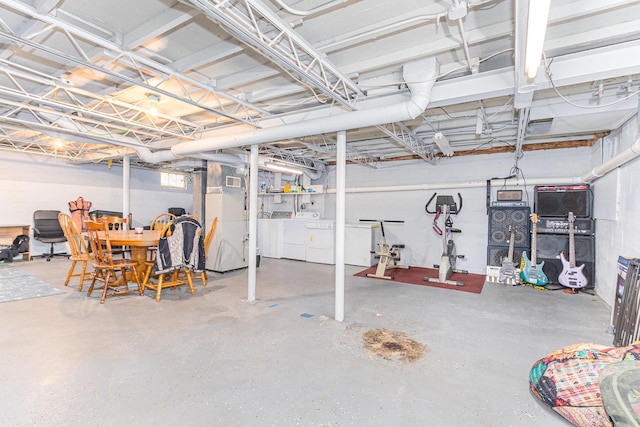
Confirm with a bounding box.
[354,265,485,294]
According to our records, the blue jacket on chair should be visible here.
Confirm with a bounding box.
[154,216,205,275]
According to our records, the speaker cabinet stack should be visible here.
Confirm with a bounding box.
[534,184,595,289]
[487,206,531,267]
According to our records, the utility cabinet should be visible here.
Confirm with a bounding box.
[345,223,378,267]
[205,165,248,272]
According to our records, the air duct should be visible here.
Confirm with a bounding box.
[303,161,326,180]
[171,58,439,156]
[119,146,245,166]
[37,112,246,166]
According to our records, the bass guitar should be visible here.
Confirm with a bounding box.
[558,212,588,289]
[520,213,549,286]
[499,225,518,285]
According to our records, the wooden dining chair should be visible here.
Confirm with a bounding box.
[96,216,130,257]
[151,213,176,231]
[96,216,129,231]
[85,220,142,304]
[198,216,218,287]
[142,221,195,302]
[58,212,94,291]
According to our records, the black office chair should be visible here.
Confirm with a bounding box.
[33,210,68,261]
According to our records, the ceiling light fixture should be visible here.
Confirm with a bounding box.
[524,0,551,79]
[433,132,454,157]
[147,93,160,116]
[263,162,304,175]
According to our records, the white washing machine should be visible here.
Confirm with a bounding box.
[281,217,307,261]
[281,212,335,263]
[259,211,291,259]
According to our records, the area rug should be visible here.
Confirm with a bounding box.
[354,265,485,294]
[0,264,65,303]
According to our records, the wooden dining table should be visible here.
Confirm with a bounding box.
[96,229,161,277]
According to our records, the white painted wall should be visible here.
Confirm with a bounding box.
[0,152,193,256]
[590,116,640,308]
[322,148,590,278]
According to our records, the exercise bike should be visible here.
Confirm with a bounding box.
[361,219,409,280]
[424,193,467,286]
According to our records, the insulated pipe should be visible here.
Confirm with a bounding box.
[134,146,179,163]
[582,136,640,183]
[272,0,347,16]
[326,176,581,194]
[39,105,324,176]
[171,58,439,156]
[133,146,245,166]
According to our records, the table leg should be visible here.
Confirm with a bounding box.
[130,247,148,281]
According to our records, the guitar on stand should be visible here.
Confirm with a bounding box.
[499,225,518,285]
[520,213,549,287]
[558,212,588,291]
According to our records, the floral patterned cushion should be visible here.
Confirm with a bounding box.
[529,342,640,426]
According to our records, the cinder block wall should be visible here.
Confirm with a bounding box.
[0,152,192,256]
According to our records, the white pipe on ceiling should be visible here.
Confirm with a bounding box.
[39,110,325,175]
[581,136,640,183]
[272,0,348,16]
[325,176,581,194]
[171,58,439,156]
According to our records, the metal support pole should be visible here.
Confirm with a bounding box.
[248,144,259,301]
[335,130,346,321]
[122,155,130,225]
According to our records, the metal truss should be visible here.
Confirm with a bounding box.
[0,0,269,127]
[298,135,379,167]
[186,0,437,165]
[0,122,129,160]
[0,62,202,142]
[374,122,438,164]
[188,0,365,109]
[257,134,379,169]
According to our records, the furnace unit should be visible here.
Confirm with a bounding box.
[205,164,248,272]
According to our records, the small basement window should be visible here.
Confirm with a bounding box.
[161,172,186,189]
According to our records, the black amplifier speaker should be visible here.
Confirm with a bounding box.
[536,217,596,235]
[487,245,527,267]
[487,206,531,247]
[535,234,595,289]
[534,184,592,218]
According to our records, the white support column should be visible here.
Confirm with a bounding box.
[122,155,130,224]
[335,130,346,321]
[248,144,259,301]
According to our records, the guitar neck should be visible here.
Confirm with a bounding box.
[531,226,537,265]
[507,227,515,262]
[569,218,576,267]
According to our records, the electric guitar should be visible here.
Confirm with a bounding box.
[499,225,518,285]
[520,213,548,286]
[558,212,588,289]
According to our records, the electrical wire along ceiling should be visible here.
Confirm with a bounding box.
[0,0,638,173]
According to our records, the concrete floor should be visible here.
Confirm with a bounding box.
[0,257,614,426]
